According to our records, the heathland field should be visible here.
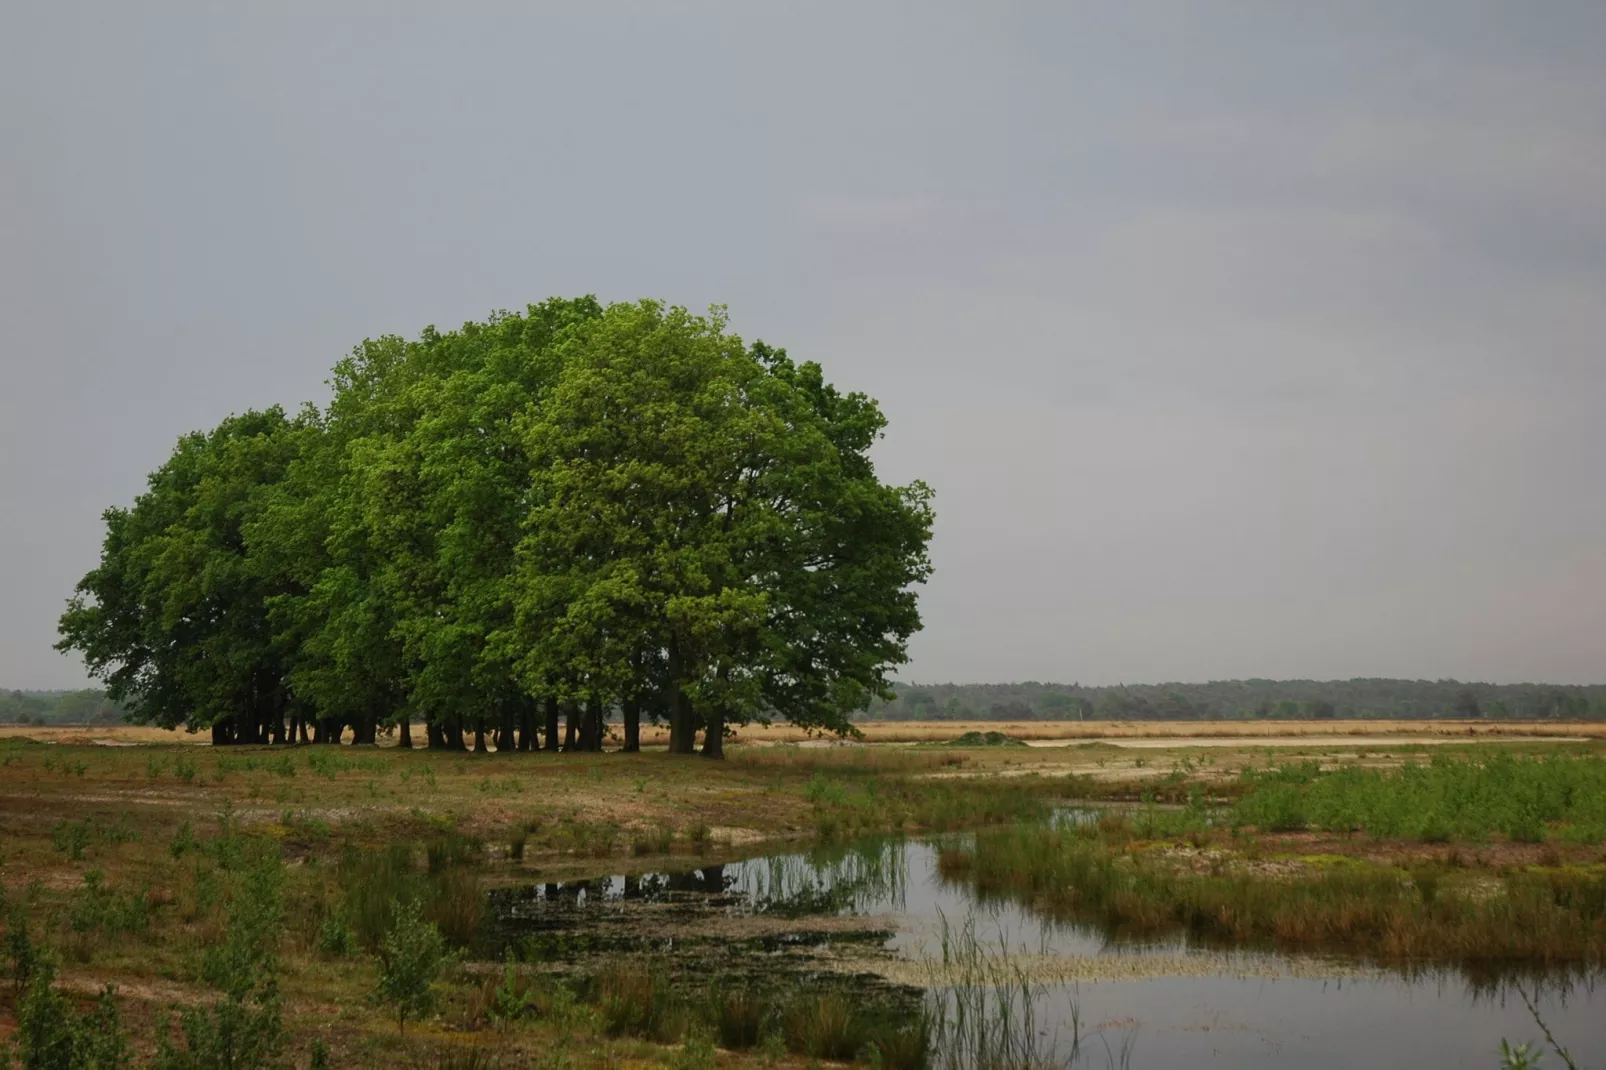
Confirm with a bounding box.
[1,727,1603,1068]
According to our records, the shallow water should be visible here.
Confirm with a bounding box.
[498,836,1605,1067]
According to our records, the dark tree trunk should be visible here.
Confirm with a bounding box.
[562,702,579,752]
[445,720,465,751]
[324,718,344,745]
[473,724,488,753]
[500,703,517,753]
[666,645,693,754]
[669,690,697,755]
[582,699,603,751]
[543,697,560,752]
[426,720,446,749]
[296,715,309,744]
[701,705,725,759]
[622,697,641,753]
[212,721,231,746]
[519,699,537,752]
[311,718,324,744]
[398,716,413,749]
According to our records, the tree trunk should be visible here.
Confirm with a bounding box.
[669,690,697,754]
[562,703,579,752]
[398,715,413,749]
[666,643,696,754]
[296,715,309,744]
[211,721,231,746]
[622,697,641,753]
[519,700,537,752]
[426,720,446,749]
[446,720,466,751]
[473,724,488,753]
[500,703,518,753]
[543,697,560,752]
[701,705,725,759]
[582,699,603,751]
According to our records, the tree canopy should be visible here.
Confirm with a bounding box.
[57,299,935,752]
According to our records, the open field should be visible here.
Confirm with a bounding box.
[9,718,1601,749]
[1,732,1602,1067]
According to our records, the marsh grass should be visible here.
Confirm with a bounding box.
[594,958,687,1043]
[1232,753,1606,842]
[804,774,1059,841]
[942,825,1606,968]
[924,914,1129,1070]
[338,837,484,951]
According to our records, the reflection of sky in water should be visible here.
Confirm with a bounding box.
[703,839,1606,1067]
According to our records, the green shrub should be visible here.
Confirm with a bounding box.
[372,897,449,1035]
[16,955,131,1070]
[154,846,287,1070]
[315,914,354,958]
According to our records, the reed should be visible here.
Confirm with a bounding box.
[941,825,1606,969]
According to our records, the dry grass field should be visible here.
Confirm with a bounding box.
[6,718,1599,750]
[690,718,1606,745]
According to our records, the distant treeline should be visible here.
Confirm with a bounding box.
[2,688,129,726]
[863,679,1606,722]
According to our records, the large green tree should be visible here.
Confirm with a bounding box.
[58,407,315,742]
[60,298,933,753]
[512,301,933,756]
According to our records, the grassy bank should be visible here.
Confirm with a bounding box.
[939,757,1606,975]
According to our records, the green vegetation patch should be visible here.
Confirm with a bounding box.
[1231,752,1606,842]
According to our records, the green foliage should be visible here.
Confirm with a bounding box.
[372,897,449,1034]
[5,899,39,995]
[57,298,934,755]
[154,846,287,1070]
[314,913,354,958]
[15,954,130,1070]
[169,822,198,859]
[69,872,150,936]
[0,690,127,728]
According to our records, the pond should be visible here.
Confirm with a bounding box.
[488,834,1604,1068]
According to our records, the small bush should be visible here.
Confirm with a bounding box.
[16,955,131,1070]
[169,822,198,859]
[373,897,450,1035]
[316,914,355,958]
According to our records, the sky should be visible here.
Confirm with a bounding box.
[3,2,1604,690]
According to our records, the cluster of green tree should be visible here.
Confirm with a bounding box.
[870,679,1606,722]
[0,689,129,726]
[56,299,935,754]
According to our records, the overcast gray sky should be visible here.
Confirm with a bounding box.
[4,3,1604,690]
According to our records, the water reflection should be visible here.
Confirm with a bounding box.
[491,836,1605,1067]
